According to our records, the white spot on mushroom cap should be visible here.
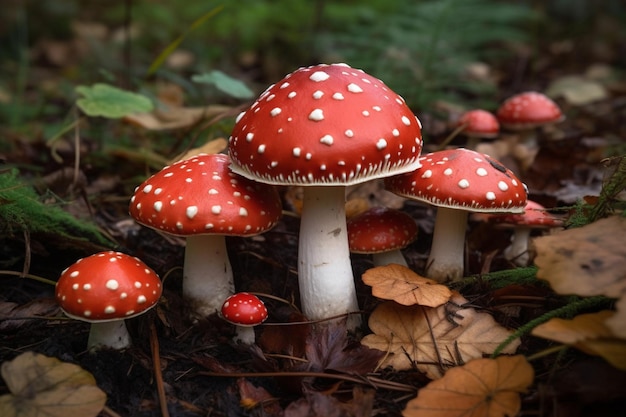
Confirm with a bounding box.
[309,109,324,121]
[310,71,330,82]
[186,206,198,219]
[320,135,334,146]
[347,83,363,93]
[106,280,119,290]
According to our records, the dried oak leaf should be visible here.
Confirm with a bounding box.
[362,264,452,307]
[361,293,520,379]
[534,216,626,297]
[402,355,534,417]
[531,310,626,370]
[0,351,106,417]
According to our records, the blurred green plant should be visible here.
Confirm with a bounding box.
[75,83,154,118]
[0,169,114,248]
[318,0,536,111]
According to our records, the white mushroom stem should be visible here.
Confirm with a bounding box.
[87,320,131,351]
[233,325,256,345]
[182,234,235,318]
[503,227,532,266]
[298,186,361,329]
[372,250,408,267]
[425,207,469,283]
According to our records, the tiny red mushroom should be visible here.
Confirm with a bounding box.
[455,109,499,150]
[347,206,418,267]
[474,200,564,266]
[55,251,162,351]
[129,153,282,318]
[221,292,268,345]
[228,63,423,328]
[385,148,527,282]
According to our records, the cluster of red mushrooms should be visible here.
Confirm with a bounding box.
[54,63,565,351]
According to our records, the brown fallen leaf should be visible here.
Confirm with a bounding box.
[402,355,534,417]
[0,351,106,417]
[0,299,59,331]
[170,137,228,163]
[284,386,374,417]
[534,216,626,297]
[606,296,626,339]
[531,310,626,370]
[362,264,452,307]
[237,378,282,415]
[124,104,233,130]
[362,293,520,379]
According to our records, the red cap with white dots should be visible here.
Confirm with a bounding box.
[220,292,268,327]
[228,63,424,186]
[496,91,564,130]
[55,251,162,322]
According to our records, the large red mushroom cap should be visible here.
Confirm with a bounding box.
[129,153,282,236]
[456,109,499,139]
[496,91,564,130]
[347,207,418,254]
[385,148,528,213]
[55,251,162,322]
[228,63,423,185]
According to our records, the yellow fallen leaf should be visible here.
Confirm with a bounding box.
[403,355,534,417]
[362,293,520,379]
[0,351,106,417]
[362,264,452,307]
[171,137,228,163]
[534,216,626,297]
[531,310,626,370]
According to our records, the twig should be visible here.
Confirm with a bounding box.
[150,319,170,417]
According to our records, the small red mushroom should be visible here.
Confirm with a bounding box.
[221,292,268,344]
[347,206,418,267]
[474,200,564,266]
[129,153,282,318]
[55,251,162,351]
[496,92,564,130]
[385,148,527,282]
[455,109,500,150]
[228,63,424,328]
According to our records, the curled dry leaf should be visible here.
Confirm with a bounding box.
[0,351,106,417]
[531,310,626,370]
[124,104,233,130]
[361,293,520,379]
[362,264,452,307]
[402,355,534,417]
[534,216,626,298]
[171,138,228,163]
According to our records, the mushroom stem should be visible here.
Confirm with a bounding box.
[372,250,408,267]
[87,320,131,351]
[503,227,532,266]
[233,325,256,345]
[425,207,469,283]
[298,186,361,329]
[183,234,235,318]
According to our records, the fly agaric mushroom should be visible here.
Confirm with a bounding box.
[228,63,423,328]
[129,153,282,318]
[385,148,527,282]
[55,251,162,351]
[347,206,418,267]
[496,91,565,170]
[474,200,564,266]
[221,292,268,345]
[455,109,500,150]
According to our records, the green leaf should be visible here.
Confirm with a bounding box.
[75,83,154,118]
[147,5,224,76]
[192,70,254,99]
[0,352,107,417]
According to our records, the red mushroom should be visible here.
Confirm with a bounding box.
[385,148,527,282]
[221,292,268,345]
[129,153,282,318]
[347,206,418,267]
[496,91,565,169]
[228,63,423,328]
[474,200,564,266]
[455,109,499,150]
[55,251,162,351]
